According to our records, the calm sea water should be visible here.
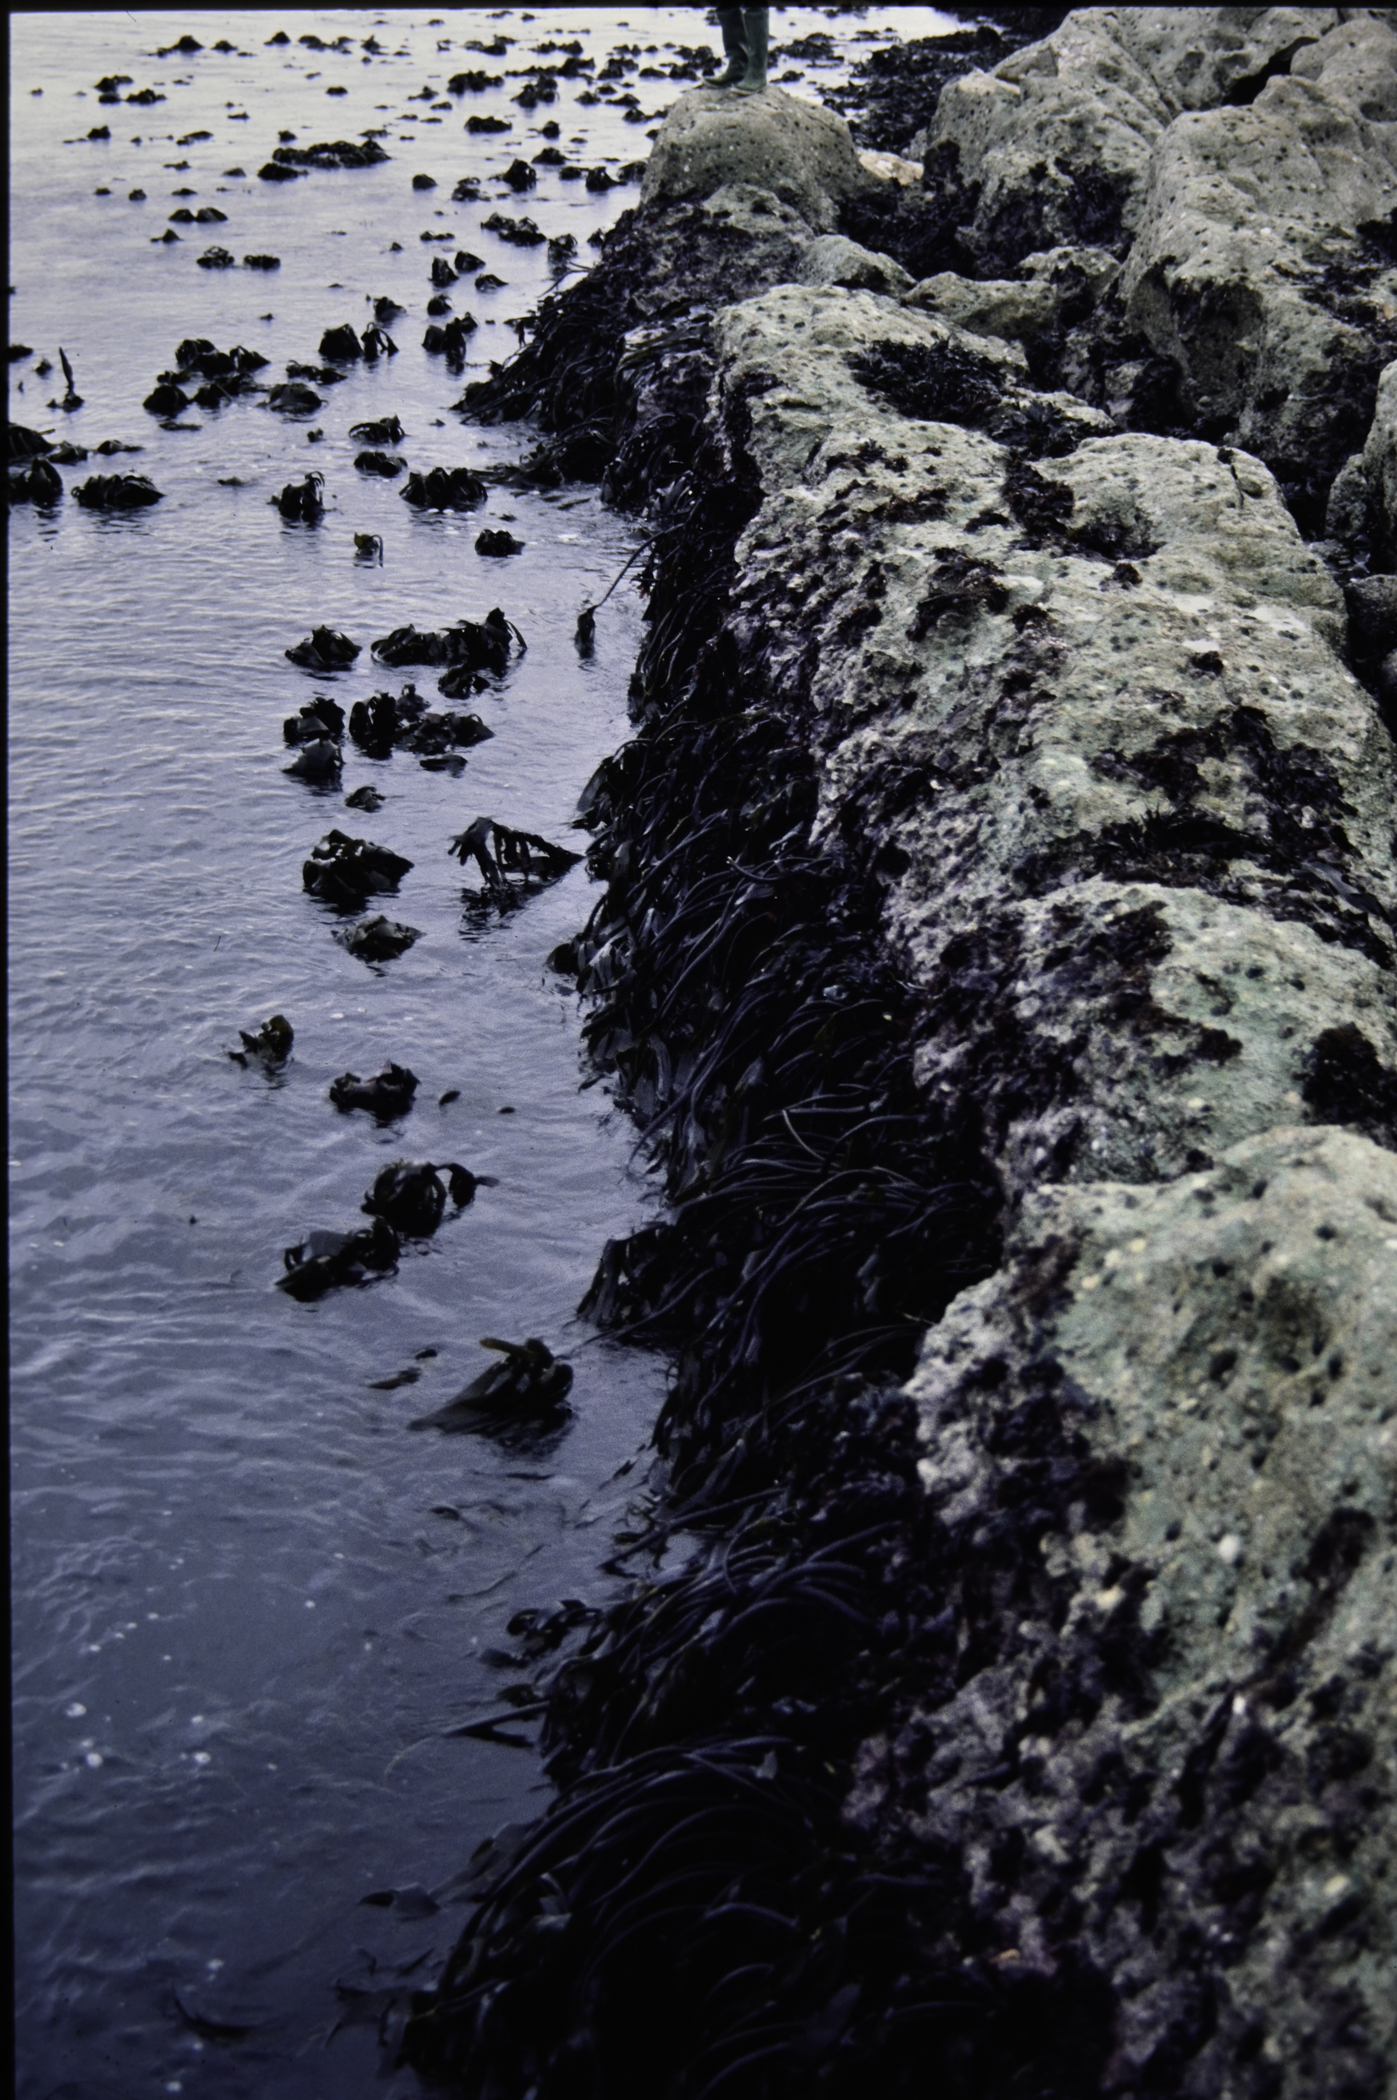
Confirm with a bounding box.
[8,10,951,2096]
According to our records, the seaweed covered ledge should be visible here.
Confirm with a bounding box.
[404,28,1397,2100]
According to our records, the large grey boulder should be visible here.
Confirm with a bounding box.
[878,1124,1397,2097]
[1330,357,1397,569]
[1291,5,1397,116]
[924,7,1341,272]
[1121,50,1397,486]
[708,284,1393,1197]
[796,233,912,296]
[699,269,1397,2091]
[639,85,877,235]
[1363,356,1397,564]
[903,244,1121,346]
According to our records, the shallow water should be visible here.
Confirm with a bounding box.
[8,10,952,2096]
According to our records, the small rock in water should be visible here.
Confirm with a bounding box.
[400,465,487,511]
[353,532,385,564]
[284,696,345,745]
[8,458,64,505]
[319,322,361,362]
[344,783,385,811]
[475,528,524,556]
[143,381,189,416]
[349,414,405,445]
[268,380,322,416]
[284,737,342,785]
[273,472,324,522]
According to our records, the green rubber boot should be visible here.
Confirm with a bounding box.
[734,7,769,94]
[714,10,748,89]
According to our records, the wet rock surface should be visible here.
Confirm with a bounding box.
[404,24,1397,2099]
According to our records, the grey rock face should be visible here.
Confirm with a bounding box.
[1121,61,1397,474]
[639,85,877,233]
[708,284,1395,1202]
[925,9,1341,272]
[796,233,912,295]
[439,22,1397,2085]
[695,274,1397,2078]
[909,6,1397,524]
[904,244,1120,346]
[884,1124,1397,2097]
[1363,356,1397,564]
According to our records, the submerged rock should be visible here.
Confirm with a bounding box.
[283,697,345,745]
[273,472,324,522]
[8,457,63,504]
[371,608,522,672]
[277,1216,399,1298]
[408,1337,573,1431]
[350,414,405,444]
[285,626,360,670]
[72,473,162,509]
[227,1013,293,1068]
[328,1061,418,1118]
[8,423,55,459]
[400,465,488,510]
[332,914,420,963]
[283,737,341,785]
[302,829,412,910]
[268,380,322,416]
[361,1159,490,1236]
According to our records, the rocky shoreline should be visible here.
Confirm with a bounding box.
[403,15,1397,2095]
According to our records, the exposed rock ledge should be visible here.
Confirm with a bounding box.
[408,24,1397,2097]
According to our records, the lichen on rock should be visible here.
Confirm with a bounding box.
[897,1124,1397,2094]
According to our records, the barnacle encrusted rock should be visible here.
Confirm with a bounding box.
[925,8,1345,272]
[707,282,1396,1199]
[698,244,1397,2083]
[1121,33,1397,477]
[889,1125,1397,2095]
[639,84,878,233]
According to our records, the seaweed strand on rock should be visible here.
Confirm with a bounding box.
[403,21,1397,2098]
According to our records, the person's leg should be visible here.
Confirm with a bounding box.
[734,8,768,94]
[714,9,749,88]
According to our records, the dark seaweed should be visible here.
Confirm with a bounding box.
[824,18,1069,155]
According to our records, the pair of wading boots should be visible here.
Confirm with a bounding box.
[714,7,769,94]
